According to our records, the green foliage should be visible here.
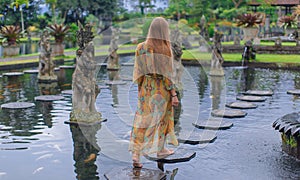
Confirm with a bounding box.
[278,15,297,29]
[65,23,78,46]
[142,18,153,37]
[236,12,264,28]
[0,25,22,46]
[46,24,70,43]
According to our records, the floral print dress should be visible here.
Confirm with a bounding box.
[129,42,178,155]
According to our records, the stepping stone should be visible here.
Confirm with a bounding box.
[120,76,132,81]
[144,148,196,163]
[97,63,107,66]
[226,101,257,109]
[193,119,233,130]
[177,131,217,145]
[104,167,166,180]
[34,95,64,101]
[2,72,24,76]
[105,80,126,85]
[121,62,134,66]
[61,90,73,95]
[212,109,247,118]
[1,102,35,109]
[243,90,273,96]
[287,89,300,95]
[236,95,266,102]
[59,65,75,69]
[107,68,120,71]
[23,69,39,74]
[64,119,107,126]
[98,85,110,89]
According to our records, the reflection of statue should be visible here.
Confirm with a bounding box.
[38,82,59,95]
[210,76,225,110]
[210,31,224,76]
[70,124,101,180]
[70,23,102,123]
[111,85,118,105]
[38,30,58,82]
[107,27,120,70]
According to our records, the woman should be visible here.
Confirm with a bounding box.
[129,17,179,168]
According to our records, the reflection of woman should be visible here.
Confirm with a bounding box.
[129,17,179,168]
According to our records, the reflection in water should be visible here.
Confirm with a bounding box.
[38,82,59,95]
[70,124,101,180]
[111,85,118,105]
[242,68,255,91]
[173,102,182,136]
[209,76,225,110]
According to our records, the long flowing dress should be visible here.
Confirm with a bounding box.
[129,42,178,155]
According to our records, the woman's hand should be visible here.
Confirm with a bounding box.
[172,96,179,106]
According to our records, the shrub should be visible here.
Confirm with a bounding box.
[236,13,264,28]
[278,15,297,29]
[46,24,70,43]
[0,25,22,46]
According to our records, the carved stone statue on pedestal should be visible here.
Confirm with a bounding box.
[107,27,120,71]
[38,31,57,82]
[210,31,224,76]
[170,26,184,99]
[70,23,102,123]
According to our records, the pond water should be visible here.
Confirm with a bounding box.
[0,56,299,180]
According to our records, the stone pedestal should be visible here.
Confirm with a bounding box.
[3,45,19,57]
[273,112,300,160]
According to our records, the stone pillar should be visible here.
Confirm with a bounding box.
[210,31,225,76]
[70,23,103,123]
[38,31,58,82]
[234,32,241,46]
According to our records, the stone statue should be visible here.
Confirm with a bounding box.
[38,30,57,82]
[210,31,224,76]
[70,23,102,123]
[242,40,256,63]
[170,26,184,99]
[199,15,209,41]
[107,27,120,70]
[234,32,241,46]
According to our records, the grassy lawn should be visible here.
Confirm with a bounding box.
[222,41,297,46]
[2,45,300,67]
[182,49,300,63]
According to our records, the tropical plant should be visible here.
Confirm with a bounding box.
[236,12,264,28]
[0,25,22,46]
[46,23,70,43]
[278,15,297,29]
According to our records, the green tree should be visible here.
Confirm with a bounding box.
[165,0,192,20]
[45,0,57,23]
[10,0,29,33]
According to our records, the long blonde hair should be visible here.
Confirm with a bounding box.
[145,17,172,57]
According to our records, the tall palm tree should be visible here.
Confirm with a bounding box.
[10,0,29,33]
[45,0,57,23]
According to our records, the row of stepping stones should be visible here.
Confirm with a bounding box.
[105,91,276,179]
[0,65,76,77]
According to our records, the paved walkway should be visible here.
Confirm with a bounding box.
[0,45,136,64]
